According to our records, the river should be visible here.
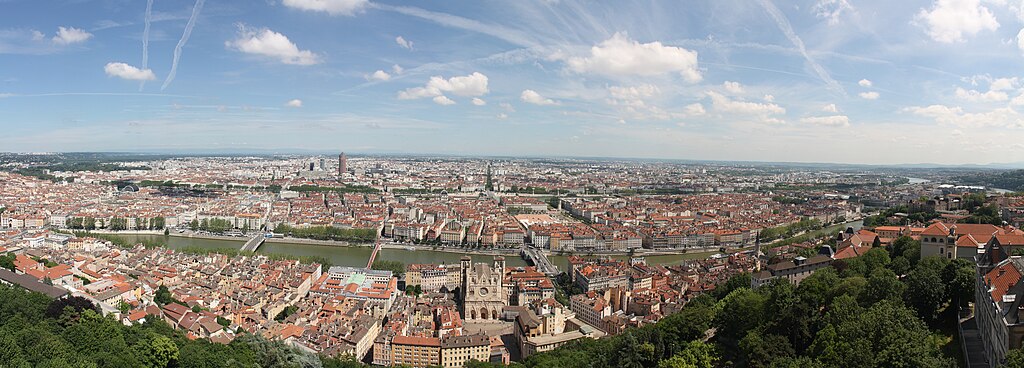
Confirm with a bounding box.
[119,219,866,271]
[116,234,718,272]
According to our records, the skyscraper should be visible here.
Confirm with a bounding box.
[338,152,347,176]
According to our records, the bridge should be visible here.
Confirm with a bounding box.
[365,213,390,268]
[521,246,559,277]
[240,234,267,252]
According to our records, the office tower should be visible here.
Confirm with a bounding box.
[339,152,347,176]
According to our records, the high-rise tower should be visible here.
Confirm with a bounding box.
[338,152,347,176]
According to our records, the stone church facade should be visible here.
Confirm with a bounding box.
[460,256,506,320]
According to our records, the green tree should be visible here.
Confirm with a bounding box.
[135,334,179,368]
[739,331,795,368]
[658,340,717,368]
[862,268,906,306]
[155,285,173,305]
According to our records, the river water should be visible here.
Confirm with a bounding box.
[116,234,716,271]
[120,218,864,271]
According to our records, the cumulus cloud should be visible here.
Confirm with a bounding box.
[521,89,559,106]
[859,91,880,100]
[398,72,489,100]
[800,115,850,127]
[226,25,322,65]
[722,81,744,94]
[566,32,701,82]
[52,26,92,45]
[104,62,156,81]
[823,103,839,113]
[367,70,391,81]
[1018,28,1024,52]
[392,64,404,74]
[395,36,413,50]
[472,98,486,106]
[685,103,706,116]
[763,94,775,102]
[282,0,368,16]
[286,99,303,108]
[906,104,1024,128]
[707,91,785,116]
[607,84,668,119]
[813,0,854,25]
[955,87,1008,102]
[858,79,873,87]
[915,0,999,43]
[496,113,509,120]
[433,95,455,105]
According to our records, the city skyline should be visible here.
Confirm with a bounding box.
[3,0,1024,164]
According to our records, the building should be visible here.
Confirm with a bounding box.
[920,222,1000,260]
[460,256,506,321]
[975,255,1024,367]
[751,255,833,287]
[439,334,490,368]
[339,152,348,176]
[391,336,441,368]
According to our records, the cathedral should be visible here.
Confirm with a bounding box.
[460,256,506,320]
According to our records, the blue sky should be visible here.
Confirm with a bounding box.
[2,0,1024,164]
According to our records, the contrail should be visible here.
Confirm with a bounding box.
[139,0,153,91]
[161,0,204,91]
[757,0,844,94]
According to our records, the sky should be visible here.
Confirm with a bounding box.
[1,0,1024,165]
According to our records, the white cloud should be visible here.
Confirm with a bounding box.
[433,95,455,105]
[395,36,413,50]
[104,62,156,81]
[763,94,775,102]
[1018,28,1024,53]
[52,26,92,45]
[990,77,1019,91]
[499,102,516,113]
[915,0,999,43]
[31,30,45,41]
[367,70,391,81]
[722,81,744,94]
[858,79,873,87]
[282,0,368,16]
[398,72,489,99]
[823,103,839,113]
[955,87,1008,102]
[392,64,404,74]
[906,104,1024,128]
[226,25,322,65]
[707,91,785,116]
[496,113,509,120]
[566,32,701,82]
[813,0,854,25]
[521,89,559,106]
[859,91,880,100]
[286,99,303,108]
[472,98,486,106]
[800,115,850,127]
[685,103,706,116]
[609,84,659,101]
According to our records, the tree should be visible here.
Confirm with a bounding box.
[739,331,794,368]
[905,262,947,323]
[714,288,766,347]
[658,340,717,368]
[0,252,15,271]
[862,268,906,306]
[135,334,179,368]
[943,258,975,308]
[155,285,173,305]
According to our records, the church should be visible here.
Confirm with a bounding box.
[460,256,506,320]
